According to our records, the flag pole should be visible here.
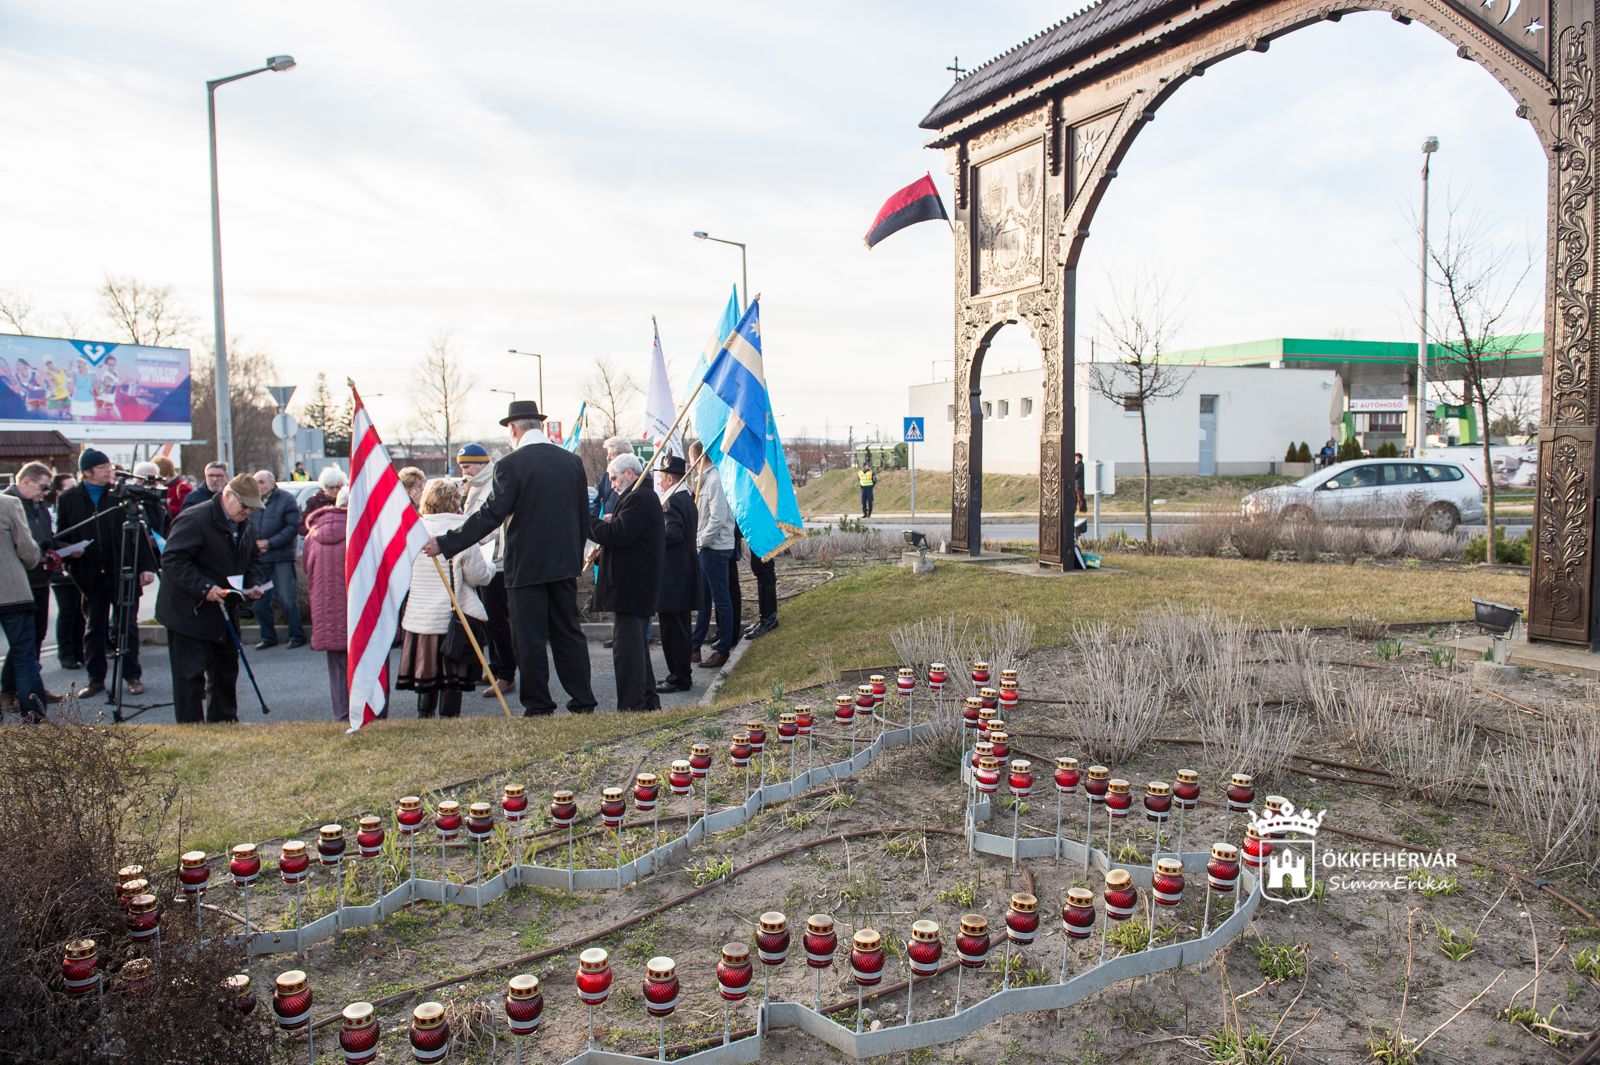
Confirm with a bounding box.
[429,555,513,719]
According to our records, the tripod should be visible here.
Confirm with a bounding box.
[105,491,168,723]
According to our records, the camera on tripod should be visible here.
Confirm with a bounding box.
[111,469,166,504]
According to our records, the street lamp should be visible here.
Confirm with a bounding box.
[506,351,544,412]
[208,54,297,472]
[692,231,749,313]
[490,386,518,401]
[1416,135,1439,456]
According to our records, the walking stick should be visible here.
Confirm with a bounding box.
[428,556,512,719]
[221,609,270,715]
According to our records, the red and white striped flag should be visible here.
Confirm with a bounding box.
[345,384,429,730]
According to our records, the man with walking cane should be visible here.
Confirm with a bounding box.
[155,474,267,723]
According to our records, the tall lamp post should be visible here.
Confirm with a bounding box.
[1416,135,1439,456]
[692,231,749,313]
[506,351,544,413]
[208,55,297,472]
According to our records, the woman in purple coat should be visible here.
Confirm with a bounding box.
[303,488,350,721]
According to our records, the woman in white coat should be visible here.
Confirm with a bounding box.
[397,479,490,717]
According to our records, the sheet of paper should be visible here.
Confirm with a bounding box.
[56,540,91,559]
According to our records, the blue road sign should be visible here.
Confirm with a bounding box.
[903,417,925,443]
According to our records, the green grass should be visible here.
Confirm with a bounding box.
[716,554,1528,706]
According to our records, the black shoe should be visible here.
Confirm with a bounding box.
[744,616,778,640]
[602,639,614,649]
[521,707,554,717]
[59,658,81,670]
[77,681,106,699]
[569,705,597,714]
[286,637,306,649]
[654,681,692,694]
[254,641,277,651]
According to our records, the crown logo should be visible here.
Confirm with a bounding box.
[1247,799,1326,838]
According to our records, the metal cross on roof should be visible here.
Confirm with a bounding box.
[945,55,967,81]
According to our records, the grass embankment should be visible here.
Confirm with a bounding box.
[796,468,1296,515]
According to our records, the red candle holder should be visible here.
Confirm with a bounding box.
[356,816,385,858]
[833,695,854,729]
[717,942,753,1000]
[549,790,577,828]
[1226,773,1255,813]
[1085,765,1110,804]
[505,974,543,1036]
[502,783,529,824]
[272,970,313,1031]
[467,802,495,842]
[928,662,947,692]
[1174,769,1200,810]
[668,760,693,796]
[689,743,713,780]
[643,956,680,1017]
[1008,759,1034,799]
[1055,757,1081,794]
[757,911,790,966]
[116,864,144,891]
[1153,858,1185,905]
[962,696,982,732]
[1144,781,1173,823]
[1000,667,1019,690]
[1006,892,1039,944]
[409,1001,450,1063]
[1263,794,1288,833]
[599,788,626,829]
[971,660,991,686]
[118,958,154,997]
[989,730,1010,762]
[1103,869,1138,921]
[279,841,309,885]
[974,756,1001,796]
[577,948,613,1005]
[178,850,209,896]
[317,824,346,866]
[634,773,659,813]
[1207,843,1241,892]
[746,722,767,754]
[62,938,100,996]
[854,684,875,717]
[729,732,752,767]
[970,739,994,772]
[396,796,424,837]
[230,844,260,885]
[804,914,837,968]
[434,800,462,841]
[1106,778,1131,818]
[869,675,887,707]
[777,713,798,744]
[908,920,942,976]
[979,686,999,711]
[850,929,886,987]
[896,668,916,697]
[956,913,990,966]
[976,706,997,738]
[998,678,1019,712]
[224,973,256,1015]
[339,1002,380,1065]
[1241,824,1272,871]
[1062,888,1096,939]
[118,877,147,911]
[793,707,813,737]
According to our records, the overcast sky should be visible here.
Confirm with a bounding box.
[0,2,1547,448]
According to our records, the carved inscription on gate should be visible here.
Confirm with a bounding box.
[975,142,1046,295]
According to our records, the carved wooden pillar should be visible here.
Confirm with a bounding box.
[1529,4,1599,644]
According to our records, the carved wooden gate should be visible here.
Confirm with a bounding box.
[923,0,1597,645]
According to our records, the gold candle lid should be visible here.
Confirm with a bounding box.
[973,741,994,757]
[929,661,947,671]
[1057,756,1079,771]
[759,911,787,933]
[670,758,692,772]
[275,969,307,994]
[65,937,96,959]
[1147,780,1171,796]
[508,974,540,997]
[436,800,460,815]
[647,956,676,980]
[579,947,609,972]
[721,942,749,965]
[117,864,144,881]
[1065,887,1094,907]
[852,929,881,952]
[128,892,158,914]
[342,1002,374,1027]
[835,694,852,707]
[1244,823,1264,841]
[1001,668,1018,680]
[977,706,997,722]
[972,660,990,670]
[1105,869,1132,890]
[869,674,885,684]
[601,787,624,803]
[398,795,422,810]
[1107,778,1130,794]
[987,718,1006,733]
[1087,765,1110,780]
[1009,759,1031,774]
[358,815,381,831]
[855,684,873,697]
[791,705,812,717]
[1155,857,1184,877]
[746,720,765,733]
[468,802,493,818]
[988,731,1009,747]
[1211,842,1240,862]
[232,843,257,859]
[1229,773,1254,788]
[180,850,207,868]
[412,1001,445,1028]
[121,958,153,984]
[979,687,998,700]
[552,789,574,803]
[319,824,343,840]
[503,783,526,799]
[1177,768,1199,784]
[977,756,999,771]
[224,973,251,995]
[910,919,940,942]
[1265,793,1288,813]
[691,742,711,756]
[897,667,915,677]
[1009,892,1037,914]
[635,772,657,789]
[731,730,750,744]
[959,913,988,935]
[778,712,796,725]
[964,696,983,710]
[121,877,149,897]
[806,913,834,935]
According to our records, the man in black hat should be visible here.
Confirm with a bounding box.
[653,453,698,692]
[54,448,159,698]
[424,400,596,715]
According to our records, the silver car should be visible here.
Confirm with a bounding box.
[1241,458,1485,532]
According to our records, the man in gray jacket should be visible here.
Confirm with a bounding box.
[248,470,306,649]
[0,487,44,720]
[688,440,736,669]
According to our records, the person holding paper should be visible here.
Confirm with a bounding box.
[155,475,266,723]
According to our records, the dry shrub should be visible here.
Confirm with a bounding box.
[1487,707,1600,872]
[787,529,891,564]
[1230,515,1280,560]
[0,718,282,1065]
[1060,624,1167,763]
[1334,670,1397,754]
[1164,512,1233,557]
[1190,654,1295,782]
[1346,612,1389,641]
[1135,603,1216,679]
[1281,518,1325,563]
[1323,524,1365,564]
[1403,529,1463,561]
[1364,526,1407,559]
[1299,662,1346,726]
[888,615,1036,707]
[1373,687,1480,803]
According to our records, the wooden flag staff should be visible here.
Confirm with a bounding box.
[429,555,514,719]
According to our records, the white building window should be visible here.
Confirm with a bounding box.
[997,400,1010,419]
[947,405,955,422]
[1020,397,1033,417]
[982,401,993,419]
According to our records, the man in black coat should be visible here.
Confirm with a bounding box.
[155,475,266,723]
[180,461,230,512]
[588,454,664,711]
[425,400,596,715]
[1,462,64,710]
[653,455,698,693]
[55,449,159,699]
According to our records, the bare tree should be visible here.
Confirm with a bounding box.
[582,355,640,438]
[188,340,281,476]
[1086,275,1191,542]
[0,288,34,334]
[409,332,476,463]
[97,275,195,346]
[1424,205,1535,554]
[1488,375,1539,439]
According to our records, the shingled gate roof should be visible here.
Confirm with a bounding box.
[920,0,1190,130]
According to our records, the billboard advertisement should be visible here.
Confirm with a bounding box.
[0,333,192,441]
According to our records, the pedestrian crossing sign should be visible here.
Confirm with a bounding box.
[903,417,925,443]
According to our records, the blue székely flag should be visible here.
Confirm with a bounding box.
[562,402,586,453]
[690,295,805,561]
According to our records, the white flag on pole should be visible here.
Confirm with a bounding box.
[644,316,679,454]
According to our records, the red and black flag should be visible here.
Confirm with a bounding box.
[864,173,949,248]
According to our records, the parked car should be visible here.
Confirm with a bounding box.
[1241,458,1484,532]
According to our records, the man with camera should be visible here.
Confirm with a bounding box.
[54,449,159,698]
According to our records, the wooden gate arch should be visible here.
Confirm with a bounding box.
[923,0,1596,645]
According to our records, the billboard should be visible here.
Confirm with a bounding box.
[0,333,192,441]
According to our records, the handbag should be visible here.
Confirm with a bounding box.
[439,557,486,662]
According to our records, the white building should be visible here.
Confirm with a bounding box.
[907,364,1342,476]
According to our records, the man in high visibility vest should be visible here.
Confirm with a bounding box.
[858,460,875,518]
